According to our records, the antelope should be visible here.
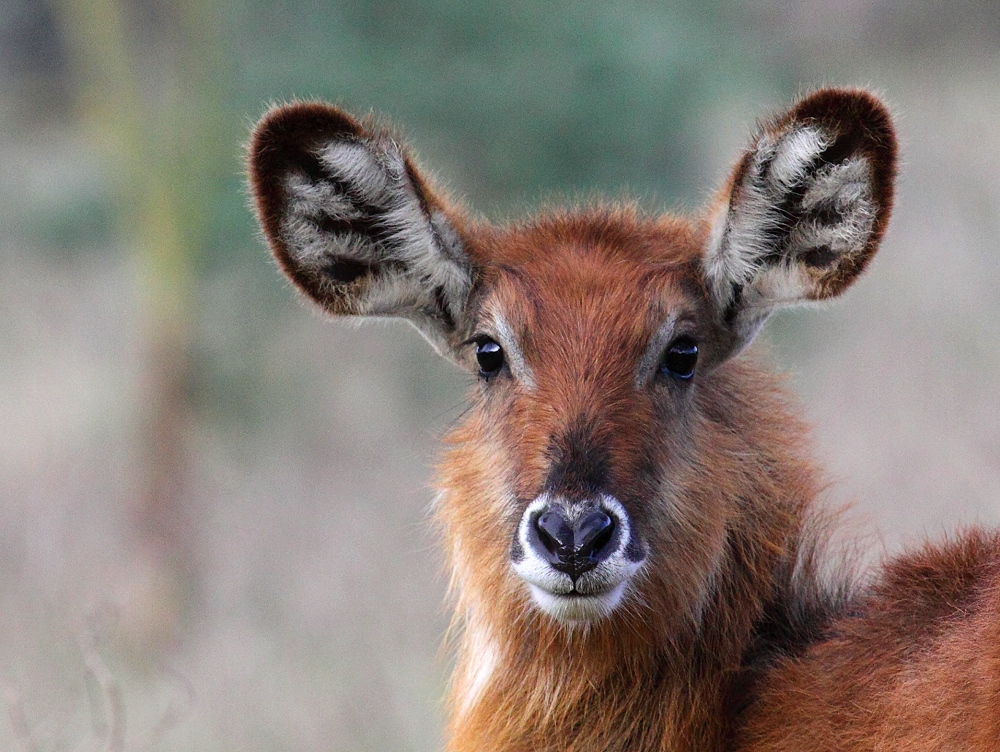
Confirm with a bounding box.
[248,89,1000,751]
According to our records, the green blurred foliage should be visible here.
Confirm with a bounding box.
[95,0,803,429]
[211,0,793,250]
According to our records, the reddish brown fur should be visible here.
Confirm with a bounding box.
[738,532,1000,751]
[247,89,1000,752]
[436,210,829,750]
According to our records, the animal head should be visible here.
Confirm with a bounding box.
[248,89,896,630]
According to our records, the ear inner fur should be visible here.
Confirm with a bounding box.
[247,101,476,354]
[703,89,897,352]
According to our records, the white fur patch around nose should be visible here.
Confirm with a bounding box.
[512,494,644,623]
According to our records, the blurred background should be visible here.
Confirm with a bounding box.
[3,0,1000,749]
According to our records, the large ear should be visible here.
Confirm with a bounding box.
[247,101,475,355]
[703,88,897,351]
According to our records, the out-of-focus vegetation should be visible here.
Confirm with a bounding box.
[3,1,1000,750]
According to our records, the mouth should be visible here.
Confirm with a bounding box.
[525,581,631,623]
[511,493,645,623]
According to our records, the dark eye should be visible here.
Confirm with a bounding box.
[660,337,698,381]
[476,338,505,378]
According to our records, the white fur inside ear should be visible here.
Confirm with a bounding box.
[705,126,831,312]
[282,172,363,272]
[318,141,395,202]
[767,127,829,189]
[787,157,874,263]
[277,137,472,334]
[705,127,876,318]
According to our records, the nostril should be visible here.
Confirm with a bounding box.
[536,510,575,560]
[577,511,615,562]
[531,508,618,576]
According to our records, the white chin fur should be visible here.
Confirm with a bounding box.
[528,581,628,623]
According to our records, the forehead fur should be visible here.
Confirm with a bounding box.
[464,207,706,362]
[471,204,707,269]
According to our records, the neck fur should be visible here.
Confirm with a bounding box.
[446,514,823,752]
[439,361,833,752]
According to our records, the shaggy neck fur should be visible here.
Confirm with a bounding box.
[437,358,835,752]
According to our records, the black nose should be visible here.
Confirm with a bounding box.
[533,508,616,577]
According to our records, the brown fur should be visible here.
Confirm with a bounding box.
[738,531,1000,751]
[435,211,826,750]
[247,89,999,751]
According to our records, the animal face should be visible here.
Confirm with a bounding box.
[248,89,896,626]
[442,218,729,622]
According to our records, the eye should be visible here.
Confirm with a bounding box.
[660,337,698,381]
[475,338,505,378]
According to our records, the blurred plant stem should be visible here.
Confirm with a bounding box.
[54,0,225,654]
